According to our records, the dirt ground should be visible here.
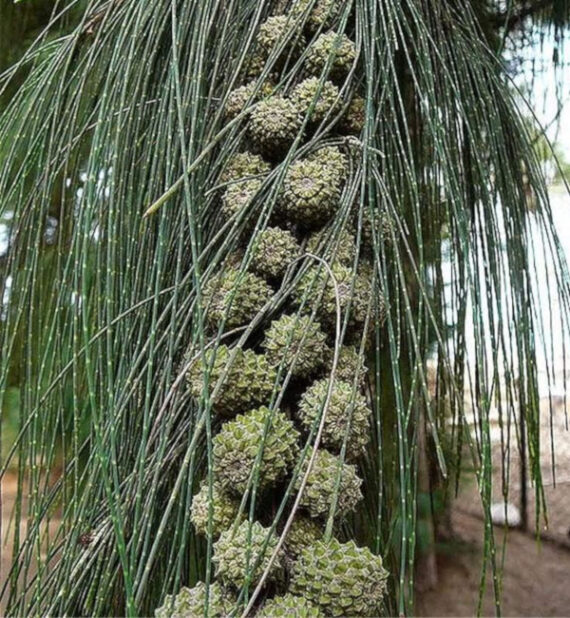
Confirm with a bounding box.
[417,508,570,617]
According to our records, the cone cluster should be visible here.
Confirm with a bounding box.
[157,2,390,616]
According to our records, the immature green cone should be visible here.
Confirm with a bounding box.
[306,226,356,266]
[288,0,345,32]
[202,268,273,329]
[294,448,362,519]
[225,83,256,119]
[282,516,324,558]
[190,481,242,539]
[360,207,394,250]
[278,158,343,229]
[250,226,300,281]
[290,78,340,124]
[248,97,303,158]
[213,407,300,495]
[219,152,271,185]
[258,593,323,617]
[221,178,263,225]
[298,378,371,456]
[305,31,356,82]
[262,314,328,378]
[186,345,277,417]
[225,81,276,120]
[289,539,389,616]
[322,345,367,385]
[307,145,348,180]
[213,520,283,588]
[292,263,374,333]
[339,95,365,134]
[256,15,306,60]
[155,582,235,618]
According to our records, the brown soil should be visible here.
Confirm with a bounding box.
[417,508,570,617]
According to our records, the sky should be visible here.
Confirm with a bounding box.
[518,34,570,157]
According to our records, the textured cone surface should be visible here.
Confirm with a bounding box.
[225,81,276,119]
[186,345,277,417]
[339,95,365,134]
[298,378,371,456]
[256,15,306,59]
[307,146,348,181]
[214,520,283,589]
[292,263,373,333]
[289,538,389,617]
[190,482,242,539]
[221,178,263,225]
[258,593,323,617]
[248,97,303,158]
[294,448,362,518]
[306,226,356,266]
[290,78,340,124]
[262,314,328,378]
[282,516,324,558]
[203,268,273,329]
[213,406,300,495]
[288,0,345,32]
[322,345,367,385]
[225,83,256,119]
[305,32,356,82]
[155,582,235,618]
[360,208,394,250]
[220,152,271,185]
[278,158,343,229]
[251,226,300,280]
[243,53,268,80]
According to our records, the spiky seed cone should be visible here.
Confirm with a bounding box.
[305,32,356,82]
[155,582,235,618]
[323,345,367,385]
[186,345,277,417]
[213,407,300,495]
[262,314,328,378]
[282,516,324,559]
[306,226,356,266]
[289,539,389,617]
[258,593,323,617]
[225,83,256,119]
[250,226,300,281]
[307,145,348,180]
[339,95,365,134]
[360,208,394,250]
[298,378,371,456]
[294,448,362,519]
[288,0,344,32]
[190,482,242,539]
[290,78,340,124]
[248,97,303,159]
[225,81,277,120]
[292,263,373,333]
[221,178,263,225]
[213,520,283,589]
[202,268,273,329]
[219,152,271,185]
[242,51,267,79]
[256,15,306,60]
[278,158,343,229]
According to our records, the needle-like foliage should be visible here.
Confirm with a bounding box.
[1,1,569,616]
